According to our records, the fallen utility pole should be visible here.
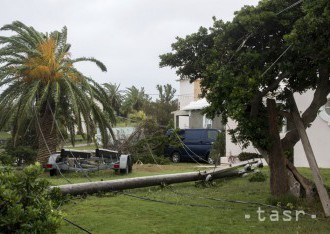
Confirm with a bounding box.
[51,160,260,195]
[289,94,330,217]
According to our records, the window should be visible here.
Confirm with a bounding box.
[207,130,219,141]
[184,130,202,140]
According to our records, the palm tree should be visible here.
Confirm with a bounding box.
[0,21,115,164]
[103,83,123,115]
[122,86,150,115]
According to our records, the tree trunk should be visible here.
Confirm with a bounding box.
[257,147,315,198]
[285,159,315,198]
[267,99,289,196]
[36,106,58,165]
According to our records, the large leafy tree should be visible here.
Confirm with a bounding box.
[160,0,330,197]
[0,21,115,164]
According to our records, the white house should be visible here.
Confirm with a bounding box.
[172,79,223,130]
[224,91,330,168]
[174,79,330,168]
[294,91,330,168]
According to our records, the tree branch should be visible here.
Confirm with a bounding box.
[250,73,287,117]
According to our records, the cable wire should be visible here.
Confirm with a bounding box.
[122,191,231,210]
[47,101,93,182]
[63,218,93,234]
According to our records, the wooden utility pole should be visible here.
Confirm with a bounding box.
[51,161,258,195]
[289,94,330,217]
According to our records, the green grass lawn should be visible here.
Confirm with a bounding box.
[47,164,330,234]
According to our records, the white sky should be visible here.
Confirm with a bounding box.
[0,0,259,96]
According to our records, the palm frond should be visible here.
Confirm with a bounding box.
[71,57,107,72]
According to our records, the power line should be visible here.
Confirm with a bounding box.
[47,101,93,182]
[63,218,93,234]
[261,45,292,77]
[277,0,303,15]
[121,191,231,210]
[234,0,303,55]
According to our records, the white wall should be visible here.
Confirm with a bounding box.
[178,116,189,129]
[294,90,330,168]
[225,118,258,156]
[178,80,195,109]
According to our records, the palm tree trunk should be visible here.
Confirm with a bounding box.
[36,107,58,165]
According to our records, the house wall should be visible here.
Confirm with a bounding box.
[294,90,330,168]
[225,118,257,156]
[212,116,224,130]
[193,79,202,101]
[179,80,195,109]
[178,116,189,129]
[189,111,204,128]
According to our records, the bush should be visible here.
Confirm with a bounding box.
[0,163,62,233]
[0,150,14,165]
[210,131,226,164]
[5,145,37,166]
[267,194,300,210]
[248,171,267,182]
[126,119,175,164]
[238,152,262,161]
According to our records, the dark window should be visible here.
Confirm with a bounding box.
[184,130,202,140]
[207,130,219,141]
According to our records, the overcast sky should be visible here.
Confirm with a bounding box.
[1,0,259,96]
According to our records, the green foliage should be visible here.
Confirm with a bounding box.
[159,0,330,154]
[209,131,225,164]
[103,83,123,115]
[128,120,174,164]
[0,21,115,157]
[238,152,262,161]
[0,150,14,165]
[128,111,147,123]
[4,145,37,166]
[122,86,151,116]
[0,163,62,233]
[267,194,300,209]
[248,171,267,182]
[144,84,178,127]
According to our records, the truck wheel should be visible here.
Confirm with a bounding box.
[120,164,129,174]
[207,157,214,164]
[128,157,133,173]
[172,152,180,163]
[49,169,58,177]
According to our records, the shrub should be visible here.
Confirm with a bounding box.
[238,152,262,161]
[5,145,37,166]
[210,131,226,164]
[0,163,62,233]
[248,171,267,182]
[0,150,14,165]
[267,194,300,210]
[126,119,174,165]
